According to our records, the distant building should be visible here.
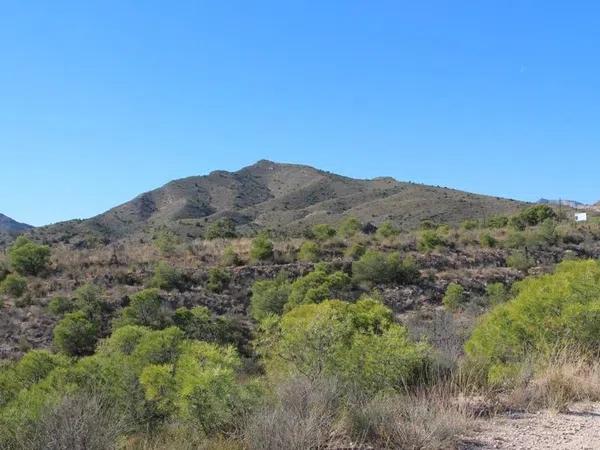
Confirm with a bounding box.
[575,212,588,222]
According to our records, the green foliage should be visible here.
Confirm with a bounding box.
[466,260,600,384]
[259,299,429,394]
[73,283,106,316]
[250,273,292,321]
[250,233,274,262]
[418,229,446,251]
[485,282,509,306]
[518,204,558,227]
[53,311,99,356]
[505,231,526,249]
[0,273,27,298]
[298,240,320,262]
[207,267,231,293]
[352,250,419,286]
[47,296,75,316]
[7,236,51,276]
[149,261,184,291]
[115,288,170,330]
[376,220,399,239]
[153,228,179,255]
[311,224,336,241]
[461,219,479,230]
[480,233,497,248]
[345,241,367,260]
[205,219,237,240]
[285,263,351,310]
[442,283,466,311]
[220,245,242,267]
[338,216,362,238]
[506,250,534,271]
[487,215,509,229]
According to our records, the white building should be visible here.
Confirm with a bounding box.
[575,212,588,222]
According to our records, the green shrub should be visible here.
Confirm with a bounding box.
[480,233,497,248]
[338,216,362,238]
[312,224,336,241]
[442,283,466,311]
[7,236,51,276]
[73,283,107,319]
[115,288,170,330]
[285,263,351,310]
[506,250,534,272]
[47,296,75,316]
[465,260,600,384]
[461,220,479,230]
[519,205,557,226]
[149,261,184,291]
[205,219,237,240]
[250,233,274,262]
[0,274,27,298]
[298,240,320,262]
[207,267,231,293]
[345,241,367,260]
[250,273,292,321]
[487,216,509,229]
[485,282,509,306]
[220,245,242,267]
[259,299,429,394]
[418,230,446,251]
[505,231,526,249]
[153,228,179,255]
[352,250,419,286]
[376,220,399,239]
[53,311,99,356]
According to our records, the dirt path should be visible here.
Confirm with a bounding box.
[463,402,600,449]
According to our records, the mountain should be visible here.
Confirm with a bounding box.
[0,213,32,234]
[538,198,587,209]
[30,160,526,244]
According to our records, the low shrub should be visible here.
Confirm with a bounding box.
[0,274,27,298]
[7,236,51,276]
[352,250,419,286]
[207,267,231,293]
[297,241,320,262]
[442,283,466,312]
[149,261,185,291]
[250,233,274,262]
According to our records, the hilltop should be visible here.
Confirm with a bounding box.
[29,160,525,245]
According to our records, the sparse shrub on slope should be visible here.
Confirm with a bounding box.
[465,260,600,385]
[338,216,362,238]
[0,273,27,298]
[442,283,466,312]
[376,220,399,239]
[311,223,336,241]
[250,233,274,262]
[352,250,419,286]
[149,261,185,291]
[250,273,292,321]
[7,236,51,276]
[207,267,231,293]
[298,240,320,262]
[53,311,100,356]
[220,245,242,267]
[205,218,237,240]
[114,288,171,330]
[418,229,446,251]
[285,263,351,311]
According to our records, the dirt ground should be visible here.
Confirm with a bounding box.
[463,402,600,450]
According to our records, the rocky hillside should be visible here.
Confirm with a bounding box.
[30,160,526,245]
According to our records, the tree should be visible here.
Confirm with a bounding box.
[8,236,51,276]
[250,233,273,262]
[250,273,292,321]
[352,251,419,286]
[0,274,27,298]
[285,263,351,310]
[205,219,237,240]
[53,311,99,356]
[114,288,170,330]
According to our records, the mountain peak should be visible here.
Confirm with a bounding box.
[0,213,32,234]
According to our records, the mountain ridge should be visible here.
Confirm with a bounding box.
[0,213,32,234]
[28,160,527,244]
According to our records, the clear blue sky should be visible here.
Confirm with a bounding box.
[1,1,599,226]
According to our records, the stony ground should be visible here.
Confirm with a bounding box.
[463,402,600,450]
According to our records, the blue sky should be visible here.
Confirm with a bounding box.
[1,1,599,226]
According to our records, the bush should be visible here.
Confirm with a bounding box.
[311,224,336,241]
[250,273,292,321]
[507,250,534,271]
[519,204,557,226]
[73,283,107,318]
[114,288,171,329]
[205,219,237,240]
[297,240,320,262]
[418,230,446,251]
[47,296,75,316]
[338,216,362,238]
[220,245,242,267]
[480,233,497,248]
[149,261,185,291]
[259,299,429,394]
[485,282,509,306]
[250,233,274,262]
[0,274,27,298]
[352,250,419,286]
[376,220,399,239]
[7,236,51,276]
[285,263,351,310]
[207,267,231,293]
[345,241,366,260]
[487,215,509,229]
[465,260,600,384]
[153,228,179,255]
[442,283,466,311]
[53,311,99,356]
[461,219,479,230]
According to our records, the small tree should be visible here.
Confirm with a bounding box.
[53,311,99,356]
[220,245,242,267]
[376,221,399,239]
[442,283,466,311]
[250,233,274,262]
[206,219,237,240]
[311,224,336,241]
[0,274,27,298]
[207,268,231,293]
[8,236,51,276]
[149,261,184,291]
[115,288,170,329]
[250,273,292,321]
[298,241,320,262]
[338,216,362,238]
